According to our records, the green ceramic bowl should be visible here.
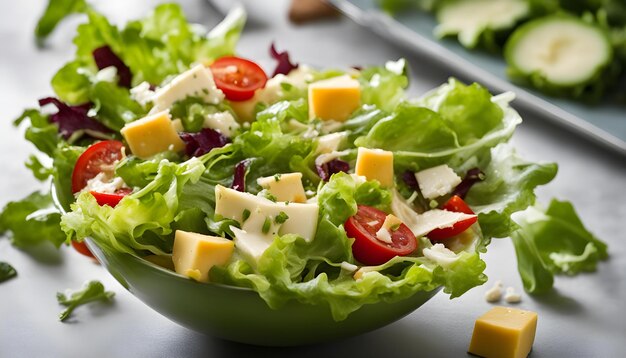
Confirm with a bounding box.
[86,239,439,346]
[55,184,440,346]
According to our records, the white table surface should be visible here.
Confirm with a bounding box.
[1,1,625,357]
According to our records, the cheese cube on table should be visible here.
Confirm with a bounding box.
[355,147,394,187]
[308,75,361,122]
[468,306,538,358]
[121,110,185,159]
[172,230,234,283]
[257,172,307,203]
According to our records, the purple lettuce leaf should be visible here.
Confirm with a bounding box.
[269,42,298,77]
[92,45,132,88]
[316,159,350,181]
[402,170,419,191]
[231,159,251,192]
[179,128,230,158]
[38,97,111,140]
[452,168,486,199]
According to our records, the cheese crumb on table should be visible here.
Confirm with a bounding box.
[484,280,503,303]
[469,306,538,358]
[505,286,522,303]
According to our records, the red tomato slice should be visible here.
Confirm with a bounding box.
[209,56,268,101]
[71,240,95,259]
[90,187,132,207]
[442,195,474,214]
[428,196,477,241]
[345,205,417,266]
[71,140,125,193]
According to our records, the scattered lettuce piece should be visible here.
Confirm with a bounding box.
[511,199,608,293]
[35,0,87,44]
[57,280,115,321]
[0,262,18,283]
[14,109,60,157]
[0,191,66,248]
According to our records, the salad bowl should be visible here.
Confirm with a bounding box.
[52,183,440,346]
[83,236,439,346]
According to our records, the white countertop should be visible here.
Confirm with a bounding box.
[1,1,625,357]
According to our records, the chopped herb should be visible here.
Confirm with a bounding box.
[275,211,289,224]
[273,173,282,182]
[201,88,209,95]
[390,223,401,231]
[242,208,251,222]
[0,262,17,283]
[429,200,439,209]
[262,217,271,234]
[57,281,115,322]
[280,82,293,91]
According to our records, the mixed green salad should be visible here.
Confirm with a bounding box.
[0,1,608,321]
[379,0,626,101]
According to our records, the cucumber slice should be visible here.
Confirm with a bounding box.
[505,15,614,97]
[435,0,530,49]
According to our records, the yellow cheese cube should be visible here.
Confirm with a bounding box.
[308,75,361,121]
[256,172,307,203]
[354,147,394,187]
[469,306,538,358]
[120,110,185,159]
[172,230,234,283]
[229,91,262,122]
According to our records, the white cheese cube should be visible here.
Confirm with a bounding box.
[203,111,240,137]
[152,64,225,112]
[415,164,462,200]
[409,209,476,238]
[230,226,273,266]
[422,243,459,268]
[256,173,307,203]
[214,185,318,242]
[316,132,348,154]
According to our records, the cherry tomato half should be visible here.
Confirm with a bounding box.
[427,196,478,241]
[345,205,417,266]
[209,56,268,101]
[90,187,133,207]
[442,195,474,215]
[71,240,95,258]
[71,140,125,193]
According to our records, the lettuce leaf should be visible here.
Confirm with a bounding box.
[466,144,558,242]
[357,79,521,172]
[0,191,66,248]
[511,200,608,293]
[35,0,87,44]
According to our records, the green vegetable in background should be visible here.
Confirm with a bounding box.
[0,262,18,283]
[504,14,616,101]
[57,281,115,321]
